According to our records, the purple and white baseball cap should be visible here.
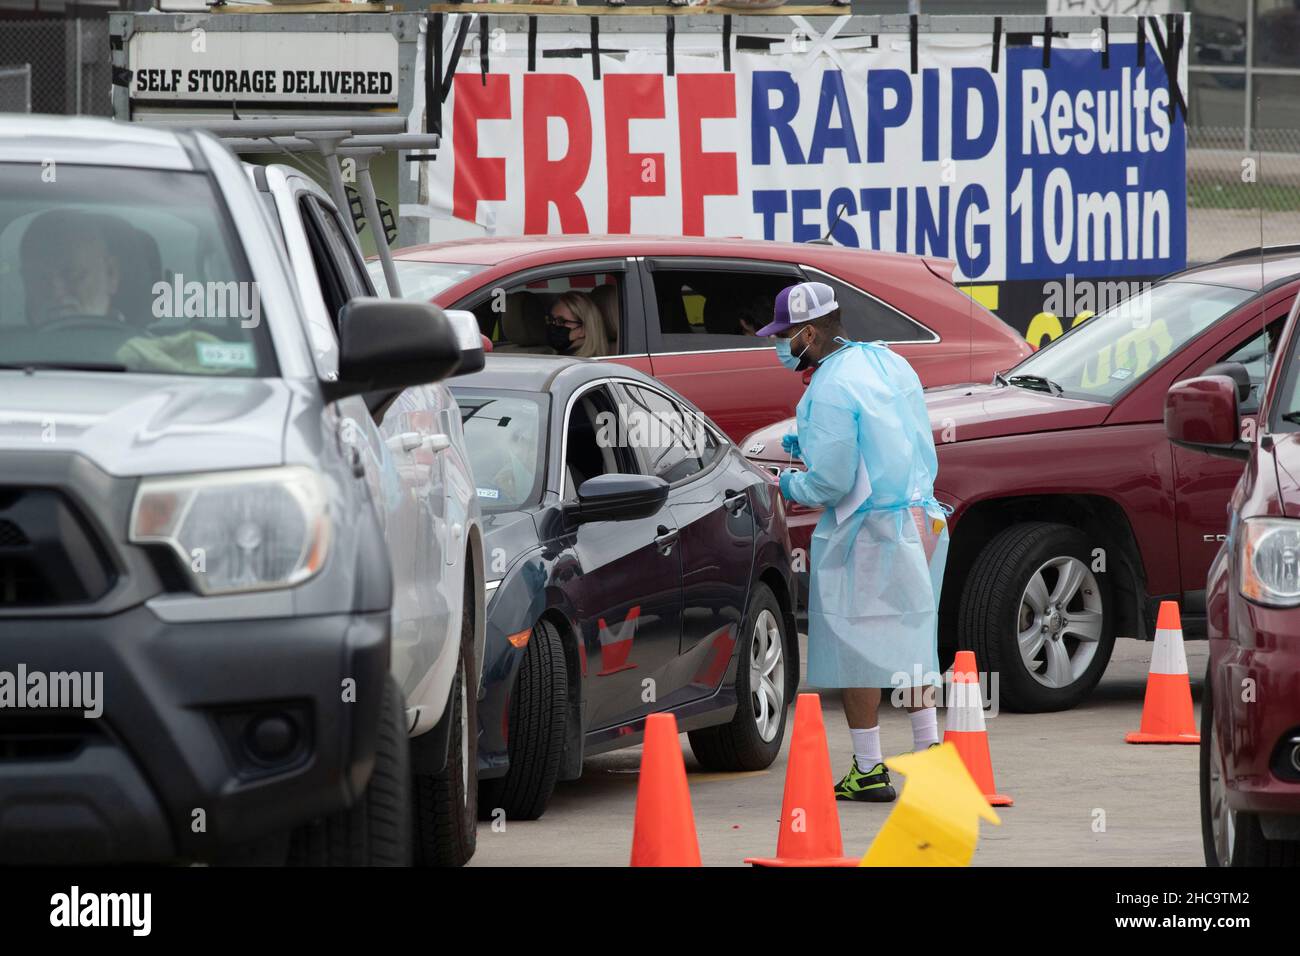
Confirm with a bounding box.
[756,281,838,336]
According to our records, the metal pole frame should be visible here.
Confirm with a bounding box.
[156,117,440,301]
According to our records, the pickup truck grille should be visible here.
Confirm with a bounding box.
[0,489,115,607]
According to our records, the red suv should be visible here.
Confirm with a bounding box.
[747,252,1300,712]
[1170,291,1300,866]
[384,235,1030,444]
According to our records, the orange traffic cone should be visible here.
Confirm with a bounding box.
[944,651,1013,807]
[629,713,702,866]
[745,693,859,867]
[1126,602,1200,744]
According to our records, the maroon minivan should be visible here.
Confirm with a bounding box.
[747,251,1300,713]
[1169,291,1300,866]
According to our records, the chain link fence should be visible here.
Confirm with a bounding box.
[0,19,113,117]
[1187,127,1300,265]
[0,65,32,114]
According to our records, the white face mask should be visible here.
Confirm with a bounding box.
[775,327,813,370]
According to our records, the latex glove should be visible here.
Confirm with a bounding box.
[778,468,799,500]
[780,432,801,460]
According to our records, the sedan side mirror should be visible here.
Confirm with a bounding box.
[1165,374,1250,461]
[325,297,461,401]
[567,474,669,524]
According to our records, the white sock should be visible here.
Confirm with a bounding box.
[910,707,939,750]
[849,726,882,769]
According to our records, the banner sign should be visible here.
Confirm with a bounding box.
[128,31,400,104]
[426,19,1187,287]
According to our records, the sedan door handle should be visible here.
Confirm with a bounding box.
[654,525,679,556]
[723,489,748,514]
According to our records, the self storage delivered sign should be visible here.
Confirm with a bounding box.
[426,23,1187,285]
[128,31,399,105]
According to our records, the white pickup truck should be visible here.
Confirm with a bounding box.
[0,115,484,867]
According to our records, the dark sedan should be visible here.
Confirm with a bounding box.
[452,355,798,820]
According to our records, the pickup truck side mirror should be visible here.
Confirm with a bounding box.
[565,474,669,524]
[444,309,486,377]
[324,297,461,401]
[1165,374,1250,461]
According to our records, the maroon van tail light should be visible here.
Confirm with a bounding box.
[1165,375,1242,452]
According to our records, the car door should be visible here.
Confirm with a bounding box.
[1168,292,1296,611]
[560,381,685,730]
[638,257,808,444]
[292,191,444,708]
[615,381,758,708]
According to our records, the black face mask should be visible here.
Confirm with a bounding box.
[545,323,573,353]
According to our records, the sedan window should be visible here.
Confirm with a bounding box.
[466,271,623,358]
[619,383,722,484]
[806,270,937,343]
[647,268,792,353]
[565,386,637,496]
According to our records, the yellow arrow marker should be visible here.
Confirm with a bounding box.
[859,742,1001,867]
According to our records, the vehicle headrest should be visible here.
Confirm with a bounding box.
[593,283,619,342]
[501,294,548,347]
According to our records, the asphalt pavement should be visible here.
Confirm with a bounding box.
[470,636,1208,867]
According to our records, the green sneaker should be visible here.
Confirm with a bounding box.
[834,758,897,803]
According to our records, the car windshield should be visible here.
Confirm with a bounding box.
[0,163,274,376]
[1267,294,1300,429]
[453,388,546,512]
[369,259,487,302]
[1003,280,1254,402]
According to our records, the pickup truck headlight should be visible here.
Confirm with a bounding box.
[1239,517,1300,607]
[130,466,330,595]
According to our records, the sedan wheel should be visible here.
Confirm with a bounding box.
[750,609,785,743]
[1016,556,1104,690]
[688,582,792,771]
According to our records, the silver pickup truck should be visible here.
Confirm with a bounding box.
[0,115,485,867]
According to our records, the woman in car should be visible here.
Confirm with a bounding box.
[544,291,609,358]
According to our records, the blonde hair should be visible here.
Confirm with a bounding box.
[554,291,609,358]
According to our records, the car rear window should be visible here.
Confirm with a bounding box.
[806,269,937,343]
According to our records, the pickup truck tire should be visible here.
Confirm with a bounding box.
[287,674,412,866]
[958,522,1114,713]
[688,583,789,771]
[412,573,478,867]
[1201,666,1300,866]
[477,618,567,822]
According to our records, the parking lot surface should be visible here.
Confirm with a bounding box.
[471,636,1208,867]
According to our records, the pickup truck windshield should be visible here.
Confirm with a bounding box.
[1004,280,1253,402]
[0,163,274,376]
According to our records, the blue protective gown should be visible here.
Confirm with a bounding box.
[780,341,947,689]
